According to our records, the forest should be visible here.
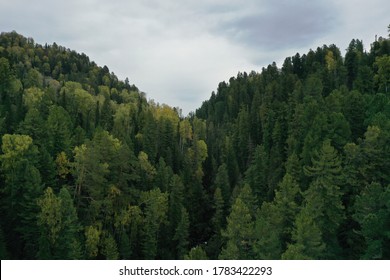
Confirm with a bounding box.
[0,29,389,260]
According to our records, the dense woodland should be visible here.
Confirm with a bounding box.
[0,29,389,260]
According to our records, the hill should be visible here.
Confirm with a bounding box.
[0,30,390,259]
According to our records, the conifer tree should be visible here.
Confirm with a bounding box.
[173,206,190,259]
[141,188,168,259]
[219,197,254,260]
[303,139,344,258]
[245,145,269,202]
[282,207,325,259]
[353,182,390,259]
[0,134,42,258]
[185,246,209,260]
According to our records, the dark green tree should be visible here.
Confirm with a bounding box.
[303,139,344,258]
[173,206,190,259]
[0,134,42,258]
[353,182,390,259]
[245,145,269,202]
[141,188,168,259]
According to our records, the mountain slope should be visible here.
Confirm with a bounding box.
[0,30,390,260]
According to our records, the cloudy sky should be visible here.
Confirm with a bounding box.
[1,0,389,114]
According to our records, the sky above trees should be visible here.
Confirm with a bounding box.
[0,0,389,114]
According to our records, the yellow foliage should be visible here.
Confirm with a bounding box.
[1,134,33,160]
[153,104,179,126]
[85,225,101,258]
[325,50,336,72]
[37,187,62,244]
[23,87,44,109]
[55,152,70,179]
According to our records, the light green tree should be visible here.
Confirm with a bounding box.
[282,207,325,259]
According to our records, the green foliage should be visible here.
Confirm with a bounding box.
[374,55,390,93]
[245,145,269,202]
[185,246,209,260]
[213,164,230,213]
[282,207,325,260]
[353,182,390,259]
[47,105,72,156]
[1,30,389,260]
[37,188,62,245]
[303,140,344,257]
[219,197,254,260]
[173,207,190,259]
[253,202,283,259]
[23,87,44,110]
[102,234,119,260]
[0,226,8,259]
[85,225,101,259]
[58,187,82,258]
[253,173,300,259]
[141,188,168,259]
[1,134,42,258]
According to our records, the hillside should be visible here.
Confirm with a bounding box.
[0,30,389,260]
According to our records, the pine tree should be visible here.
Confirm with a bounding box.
[253,173,300,259]
[141,188,168,259]
[282,207,325,259]
[173,207,190,259]
[185,246,209,260]
[254,202,283,259]
[206,187,225,259]
[353,182,390,259]
[0,134,42,258]
[102,233,119,260]
[245,145,269,202]
[303,139,344,258]
[213,164,231,214]
[0,226,8,259]
[85,225,101,259]
[219,197,254,260]
[57,187,82,259]
[46,105,72,156]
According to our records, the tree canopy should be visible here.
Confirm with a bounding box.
[1,29,390,259]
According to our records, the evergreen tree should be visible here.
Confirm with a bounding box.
[303,140,344,258]
[57,187,82,259]
[207,187,225,259]
[245,145,269,202]
[141,188,168,259]
[0,134,42,258]
[1,30,389,260]
[353,182,390,259]
[253,173,300,259]
[213,164,231,214]
[0,226,8,259]
[46,105,72,156]
[184,246,209,260]
[173,206,190,259]
[219,197,254,260]
[102,233,119,260]
[282,207,325,259]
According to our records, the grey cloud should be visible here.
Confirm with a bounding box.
[209,0,340,50]
[1,0,387,114]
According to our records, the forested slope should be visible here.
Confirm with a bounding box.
[0,30,389,260]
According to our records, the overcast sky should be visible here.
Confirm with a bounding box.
[1,0,389,114]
